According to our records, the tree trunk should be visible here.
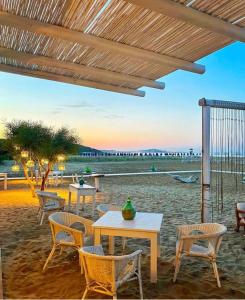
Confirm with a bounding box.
[22,162,36,197]
[41,166,51,191]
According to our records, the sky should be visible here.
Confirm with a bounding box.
[0,42,244,151]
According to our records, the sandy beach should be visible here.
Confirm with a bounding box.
[1,161,245,299]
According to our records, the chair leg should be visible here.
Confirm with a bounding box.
[60,246,64,255]
[211,261,221,288]
[138,274,143,299]
[82,288,88,300]
[113,293,117,300]
[40,212,45,225]
[173,256,181,283]
[122,237,127,251]
[43,245,56,271]
[79,255,84,274]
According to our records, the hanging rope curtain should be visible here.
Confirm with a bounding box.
[200,99,245,216]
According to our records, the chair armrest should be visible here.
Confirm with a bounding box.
[54,222,85,246]
[237,209,245,214]
[69,215,94,236]
[43,196,65,208]
[80,245,104,256]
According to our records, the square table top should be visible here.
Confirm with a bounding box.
[69,183,96,190]
[93,211,163,232]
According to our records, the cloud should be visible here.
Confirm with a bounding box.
[60,102,93,108]
[50,110,61,115]
[104,114,124,119]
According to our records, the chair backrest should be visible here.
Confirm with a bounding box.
[237,203,245,219]
[35,190,58,207]
[96,204,121,217]
[178,223,227,255]
[48,212,93,244]
[80,246,141,288]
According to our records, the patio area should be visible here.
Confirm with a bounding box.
[1,175,245,299]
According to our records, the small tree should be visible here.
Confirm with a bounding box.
[5,120,79,195]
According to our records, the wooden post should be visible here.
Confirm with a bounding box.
[201,103,211,223]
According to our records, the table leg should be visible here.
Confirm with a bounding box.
[109,236,115,255]
[95,177,100,192]
[35,170,39,186]
[68,191,72,211]
[76,193,80,215]
[4,175,7,190]
[157,233,161,257]
[55,175,58,186]
[94,229,101,246]
[150,233,158,283]
[81,196,85,210]
[92,195,95,217]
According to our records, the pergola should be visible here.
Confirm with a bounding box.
[0,0,244,97]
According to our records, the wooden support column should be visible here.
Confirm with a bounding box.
[200,99,211,223]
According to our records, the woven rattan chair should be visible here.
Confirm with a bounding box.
[36,191,65,225]
[173,223,227,287]
[43,212,94,271]
[96,204,127,250]
[79,245,143,300]
[236,203,245,232]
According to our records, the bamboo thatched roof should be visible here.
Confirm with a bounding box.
[0,0,244,96]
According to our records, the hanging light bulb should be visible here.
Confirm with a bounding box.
[58,163,65,171]
[57,154,65,162]
[26,159,35,168]
[21,150,29,158]
[41,158,49,165]
[14,145,20,151]
[11,163,20,172]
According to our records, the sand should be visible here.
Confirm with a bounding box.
[0,166,245,299]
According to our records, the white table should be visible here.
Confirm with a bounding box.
[68,183,96,217]
[93,211,163,283]
[0,173,7,190]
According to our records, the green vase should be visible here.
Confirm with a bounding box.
[79,178,85,186]
[122,198,136,220]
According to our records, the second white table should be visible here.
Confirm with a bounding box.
[0,173,7,190]
[68,183,96,217]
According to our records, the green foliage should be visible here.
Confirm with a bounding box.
[151,164,157,172]
[84,166,92,174]
[5,120,79,163]
[0,139,12,164]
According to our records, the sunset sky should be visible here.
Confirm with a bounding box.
[0,42,244,151]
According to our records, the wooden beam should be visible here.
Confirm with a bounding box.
[125,0,245,42]
[0,11,205,74]
[0,63,145,97]
[0,47,164,90]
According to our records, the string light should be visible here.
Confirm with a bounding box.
[26,159,35,168]
[58,164,65,171]
[11,164,20,172]
[57,154,65,162]
[21,150,29,158]
[41,158,49,165]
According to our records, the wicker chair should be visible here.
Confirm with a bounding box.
[79,245,143,300]
[236,203,245,232]
[173,223,227,287]
[36,191,65,225]
[43,212,94,271]
[96,204,127,250]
